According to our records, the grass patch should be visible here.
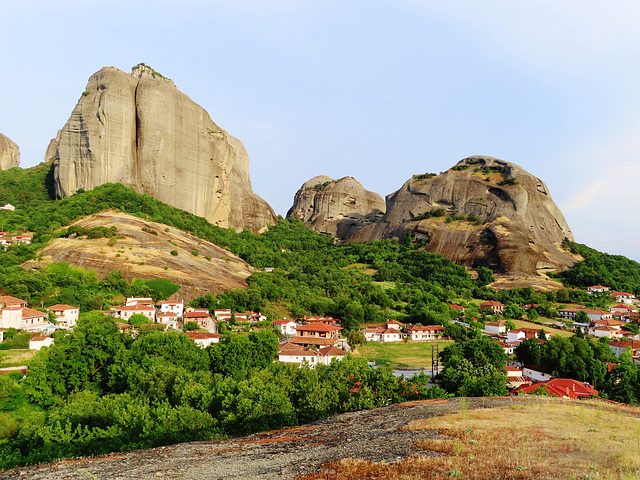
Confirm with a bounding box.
[371,281,396,290]
[0,349,36,367]
[511,318,574,338]
[300,398,640,479]
[354,341,454,368]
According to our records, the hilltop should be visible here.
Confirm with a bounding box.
[23,211,254,301]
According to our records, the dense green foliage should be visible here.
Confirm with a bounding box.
[0,314,448,469]
[560,239,640,295]
[438,337,508,397]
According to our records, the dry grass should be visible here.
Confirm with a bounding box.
[0,349,36,367]
[298,398,640,480]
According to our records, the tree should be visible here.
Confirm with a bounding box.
[575,310,590,323]
[128,313,151,328]
[515,337,541,366]
[505,320,516,331]
[475,266,495,287]
[24,312,125,406]
[183,321,200,331]
[438,337,507,396]
[347,330,366,350]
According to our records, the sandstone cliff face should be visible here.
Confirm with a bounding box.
[350,156,577,275]
[0,133,20,169]
[48,65,276,233]
[286,175,385,239]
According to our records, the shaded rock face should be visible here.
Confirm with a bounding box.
[0,133,20,169]
[350,156,577,275]
[47,65,276,233]
[286,175,385,239]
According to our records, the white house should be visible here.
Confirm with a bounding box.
[557,308,613,321]
[125,297,153,307]
[159,300,184,318]
[484,321,507,335]
[46,304,79,328]
[274,319,297,336]
[0,307,51,332]
[185,331,221,348]
[405,324,445,341]
[116,304,156,322]
[587,285,610,294]
[29,336,54,350]
[611,291,636,304]
[277,341,347,366]
[156,312,179,330]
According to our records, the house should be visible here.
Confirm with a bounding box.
[480,301,504,314]
[115,322,134,333]
[185,331,221,348]
[301,316,341,326]
[587,285,610,294]
[557,308,613,321]
[124,297,154,307]
[29,336,54,350]
[159,300,184,318]
[505,366,529,389]
[46,304,79,328]
[588,325,624,339]
[498,341,514,355]
[1,307,50,331]
[405,324,445,341]
[274,319,297,336]
[116,304,156,322]
[183,310,213,329]
[609,340,640,358]
[278,341,347,366]
[0,204,15,211]
[156,312,179,330]
[0,296,28,308]
[292,323,343,346]
[213,309,232,321]
[484,321,507,335]
[610,304,638,314]
[507,328,551,343]
[513,378,598,399]
[0,235,32,249]
[611,291,636,304]
[264,267,275,273]
[448,304,465,314]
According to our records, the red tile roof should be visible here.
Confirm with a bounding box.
[514,379,598,399]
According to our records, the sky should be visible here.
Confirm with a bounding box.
[1,0,639,261]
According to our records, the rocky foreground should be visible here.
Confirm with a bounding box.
[0,397,519,480]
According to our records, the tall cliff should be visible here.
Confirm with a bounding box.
[0,133,20,169]
[286,176,385,239]
[350,156,577,275]
[47,65,276,233]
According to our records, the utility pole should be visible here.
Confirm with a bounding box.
[431,344,439,380]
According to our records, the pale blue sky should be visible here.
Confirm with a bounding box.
[1,1,639,260]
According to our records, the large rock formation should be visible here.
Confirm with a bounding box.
[0,133,20,169]
[47,65,276,233]
[350,156,577,275]
[287,176,385,239]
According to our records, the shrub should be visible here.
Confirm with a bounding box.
[170,250,178,256]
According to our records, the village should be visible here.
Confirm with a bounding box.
[0,283,638,401]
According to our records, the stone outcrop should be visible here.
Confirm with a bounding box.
[286,176,385,239]
[47,65,276,233]
[350,156,577,275]
[0,133,20,169]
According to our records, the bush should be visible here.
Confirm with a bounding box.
[170,250,178,256]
